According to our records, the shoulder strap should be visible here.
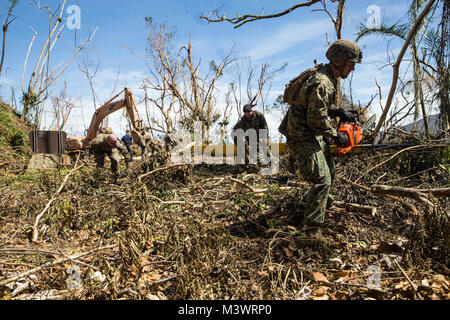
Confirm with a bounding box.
[283,65,320,105]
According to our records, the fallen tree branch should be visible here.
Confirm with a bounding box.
[371,185,445,208]
[0,244,117,287]
[341,177,418,215]
[372,185,450,198]
[31,159,85,243]
[333,201,377,216]
[228,177,293,197]
[354,144,446,184]
[149,274,180,286]
[228,177,258,193]
[137,163,187,182]
[394,259,418,292]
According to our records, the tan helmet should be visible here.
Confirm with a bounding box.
[326,39,362,65]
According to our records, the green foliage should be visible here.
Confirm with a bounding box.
[356,19,409,42]
[262,184,282,206]
[267,94,287,114]
[4,0,19,17]
[424,28,444,64]
[21,91,38,108]
[439,146,450,173]
[209,60,223,76]
[0,104,29,150]
[10,131,26,147]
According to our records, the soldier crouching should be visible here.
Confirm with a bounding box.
[90,133,130,177]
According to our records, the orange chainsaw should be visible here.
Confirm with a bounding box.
[335,114,377,155]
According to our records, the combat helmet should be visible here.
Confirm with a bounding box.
[326,39,362,65]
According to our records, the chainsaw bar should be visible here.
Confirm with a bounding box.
[361,114,376,131]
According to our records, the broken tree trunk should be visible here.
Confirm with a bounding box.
[370,185,450,208]
[31,160,85,243]
[333,201,377,216]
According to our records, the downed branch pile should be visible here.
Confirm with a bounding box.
[0,144,449,300]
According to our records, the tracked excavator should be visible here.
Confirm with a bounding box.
[65,87,147,152]
[27,88,157,170]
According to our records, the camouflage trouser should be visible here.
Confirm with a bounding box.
[148,140,162,156]
[287,136,335,224]
[125,146,133,162]
[93,148,122,175]
[135,136,147,157]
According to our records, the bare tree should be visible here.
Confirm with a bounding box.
[0,0,18,77]
[145,18,236,142]
[228,57,286,119]
[181,42,236,140]
[20,0,97,123]
[49,81,77,130]
[77,53,100,110]
[371,0,437,138]
[143,19,181,136]
[201,1,347,106]
[218,89,234,144]
[357,0,437,138]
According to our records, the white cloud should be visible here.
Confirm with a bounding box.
[245,19,333,61]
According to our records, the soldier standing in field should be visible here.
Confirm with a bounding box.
[90,133,131,177]
[232,104,270,165]
[279,39,362,227]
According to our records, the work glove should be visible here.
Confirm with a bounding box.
[330,108,357,123]
[335,132,350,147]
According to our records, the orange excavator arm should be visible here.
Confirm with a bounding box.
[85,87,142,141]
[65,87,144,151]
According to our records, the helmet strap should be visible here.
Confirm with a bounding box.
[329,62,343,79]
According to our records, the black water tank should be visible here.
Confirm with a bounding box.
[28,130,67,154]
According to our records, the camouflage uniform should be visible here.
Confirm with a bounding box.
[99,127,113,134]
[282,63,338,225]
[232,110,270,164]
[148,138,163,156]
[164,133,175,153]
[90,134,130,175]
[134,131,148,157]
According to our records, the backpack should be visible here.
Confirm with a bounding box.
[279,64,320,137]
[282,64,320,105]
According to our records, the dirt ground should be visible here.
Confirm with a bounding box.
[0,145,449,300]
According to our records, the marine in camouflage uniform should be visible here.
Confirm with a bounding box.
[132,129,148,157]
[90,133,130,176]
[279,39,362,226]
[164,132,176,153]
[99,127,113,134]
[232,105,270,165]
[147,138,163,156]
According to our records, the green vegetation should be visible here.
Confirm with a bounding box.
[0,101,30,153]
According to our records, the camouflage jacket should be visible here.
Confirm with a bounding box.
[282,63,339,141]
[164,133,175,147]
[90,134,130,159]
[233,110,268,134]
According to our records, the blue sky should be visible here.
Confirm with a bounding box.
[0,0,437,140]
